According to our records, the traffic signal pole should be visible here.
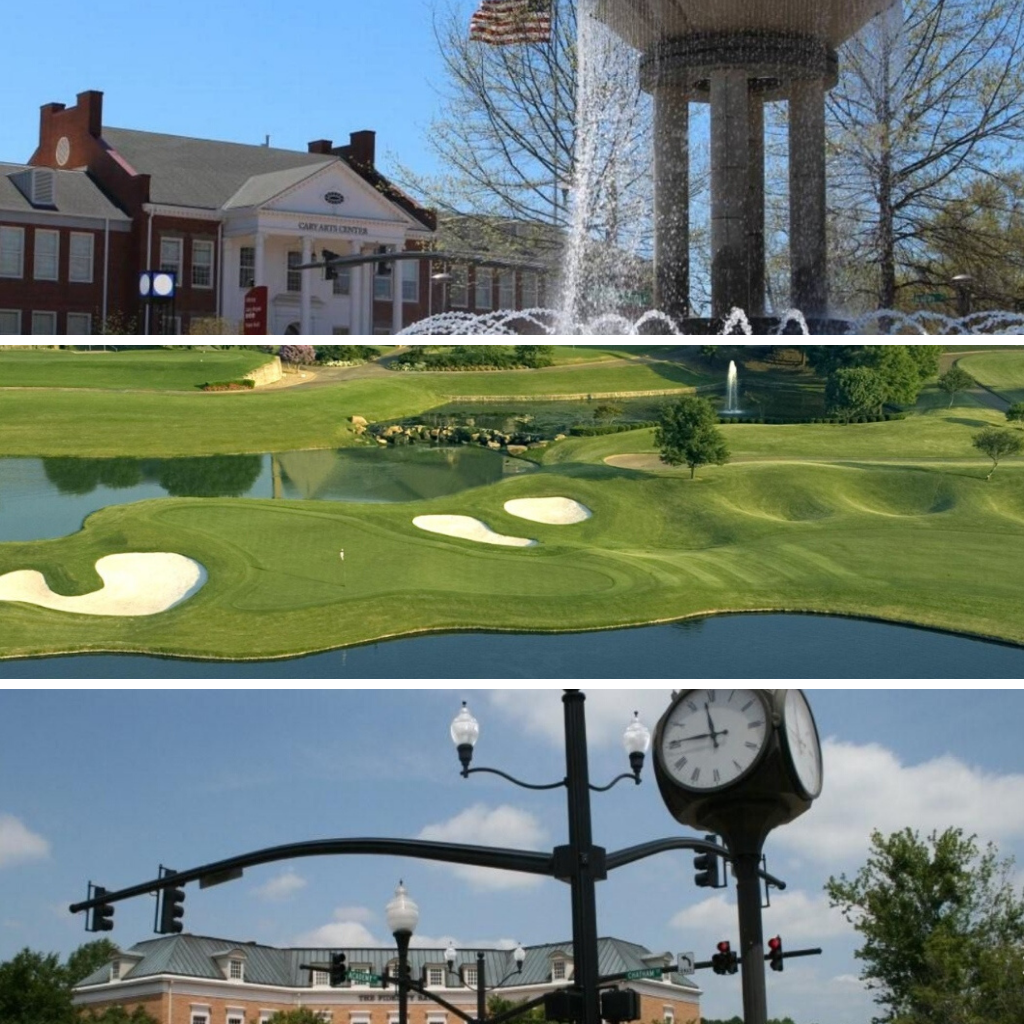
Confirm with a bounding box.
[734,852,769,1024]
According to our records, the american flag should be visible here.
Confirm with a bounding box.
[469,0,553,45]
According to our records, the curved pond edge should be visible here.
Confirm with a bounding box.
[2,606,1022,665]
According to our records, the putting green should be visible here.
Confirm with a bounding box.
[1,461,1022,660]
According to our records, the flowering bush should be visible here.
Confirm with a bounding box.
[279,344,317,365]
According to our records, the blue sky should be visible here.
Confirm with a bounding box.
[2,687,1023,1024]
[0,0,464,180]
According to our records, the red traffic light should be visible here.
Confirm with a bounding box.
[768,936,782,952]
[768,935,784,972]
[717,941,731,953]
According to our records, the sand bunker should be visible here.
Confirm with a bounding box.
[504,497,593,525]
[0,553,207,616]
[413,515,536,547]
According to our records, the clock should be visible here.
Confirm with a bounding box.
[656,689,771,792]
[781,689,823,799]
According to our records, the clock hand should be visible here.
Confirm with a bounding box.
[668,731,730,747]
[704,703,720,749]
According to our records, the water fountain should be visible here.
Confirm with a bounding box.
[724,360,741,414]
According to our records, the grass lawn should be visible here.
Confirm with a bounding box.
[957,351,1024,404]
[0,348,272,390]
[2,461,1022,659]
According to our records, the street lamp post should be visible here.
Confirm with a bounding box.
[386,880,420,1024]
[451,691,651,1024]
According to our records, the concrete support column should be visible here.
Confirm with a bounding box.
[391,250,403,334]
[789,77,828,315]
[652,84,690,320]
[710,69,751,319]
[746,90,766,317]
[300,235,313,335]
[350,264,363,334]
[254,233,265,288]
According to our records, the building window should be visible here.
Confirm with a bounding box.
[449,266,468,307]
[287,251,302,292]
[521,272,539,308]
[374,247,393,300]
[239,246,255,288]
[228,959,244,980]
[159,237,183,284]
[110,962,121,981]
[552,960,567,981]
[69,232,94,283]
[402,259,419,302]
[474,268,493,310]
[191,1011,210,1024]
[463,967,478,988]
[32,311,57,334]
[227,1014,245,1024]
[332,266,351,296]
[315,1013,332,1023]
[313,970,330,987]
[427,966,445,988]
[193,240,214,289]
[0,226,25,278]
[663,1008,675,1024]
[0,309,21,334]
[34,229,59,281]
[499,271,515,309]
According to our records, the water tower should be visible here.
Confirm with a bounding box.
[594,0,897,322]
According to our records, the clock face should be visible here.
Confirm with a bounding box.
[658,689,770,792]
[782,689,823,798]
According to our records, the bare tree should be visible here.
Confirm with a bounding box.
[825,0,1024,311]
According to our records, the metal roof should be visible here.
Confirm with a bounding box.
[75,934,698,992]
[0,163,130,220]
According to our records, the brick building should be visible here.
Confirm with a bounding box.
[72,934,701,1024]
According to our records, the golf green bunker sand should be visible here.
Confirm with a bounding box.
[0,553,206,616]
[413,497,593,547]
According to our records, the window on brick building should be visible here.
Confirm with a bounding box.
[228,959,244,980]
[474,268,493,310]
[31,311,57,334]
[0,226,25,278]
[110,961,121,981]
[374,246,393,301]
[0,309,21,334]
[193,240,214,289]
[663,1007,675,1024]
[449,266,468,307]
[312,969,330,987]
[239,247,255,288]
[34,230,59,281]
[66,312,92,335]
[160,237,183,284]
[426,966,445,987]
[227,1014,244,1024]
[498,271,515,309]
[521,272,539,309]
[332,266,351,296]
[191,1011,210,1024]
[69,232,94,283]
[402,259,419,302]
[287,251,302,293]
[463,966,478,988]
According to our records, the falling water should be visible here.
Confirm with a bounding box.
[725,361,741,414]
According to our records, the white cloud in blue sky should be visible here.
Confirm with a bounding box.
[0,814,50,868]
[253,870,307,901]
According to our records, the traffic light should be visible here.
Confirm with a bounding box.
[88,886,115,932]
[158,879,186,934]
[600,990,641,1023]
[323,250,339,281]
[694,834,722,888]
[768,935,784,972]
[712,941,738,976]
[330,952,347,987]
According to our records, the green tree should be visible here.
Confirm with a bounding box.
[0,949,73,1024]
[826,366,888,422]
[1005,401,1024,428]
[972,427,1024,480]
[78,1007,158,1024]
[826,827,1024,1024]
[937,367,976,407]
[65,940,120,987]
[260,1011,334,1024]
[655,396,729,478]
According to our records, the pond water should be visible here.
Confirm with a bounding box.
[0,447,533,541]
[3,614,1023,678]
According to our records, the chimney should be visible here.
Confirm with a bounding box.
[348,130,376,169]
[308,139,334,155]
[76,90,104,138]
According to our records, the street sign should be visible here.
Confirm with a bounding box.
[347,969,382,984]
[243,285,268,334]
[676,952,695,976]
[625,968,662,980]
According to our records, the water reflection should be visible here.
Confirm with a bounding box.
[42,455,262,498]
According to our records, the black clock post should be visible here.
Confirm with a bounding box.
[652,689,823,1024]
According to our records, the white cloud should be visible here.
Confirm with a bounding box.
[0,814,50,868]
[253,871,307,901]
[417,804,548,890]
[489,690,671,747]
[292,919,381,948]
[775,739,1024,868]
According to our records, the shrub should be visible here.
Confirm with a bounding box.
[199,379,256,391]
[280,344,317,365]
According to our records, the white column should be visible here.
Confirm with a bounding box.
[300,235,313,335]
[351,264,363,335]
[391,250,403,334]
[653,84,689,319]
[254,233,265,287]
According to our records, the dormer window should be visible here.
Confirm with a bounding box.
[313,970,331,987]
[213,950,248,982]
[552,961,566,981]
[463,966,478,988]
[229,959,244,981]
[110,961,121,981]
[426,965,445,987]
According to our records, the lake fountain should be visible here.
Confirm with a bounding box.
[724,360,741,414]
